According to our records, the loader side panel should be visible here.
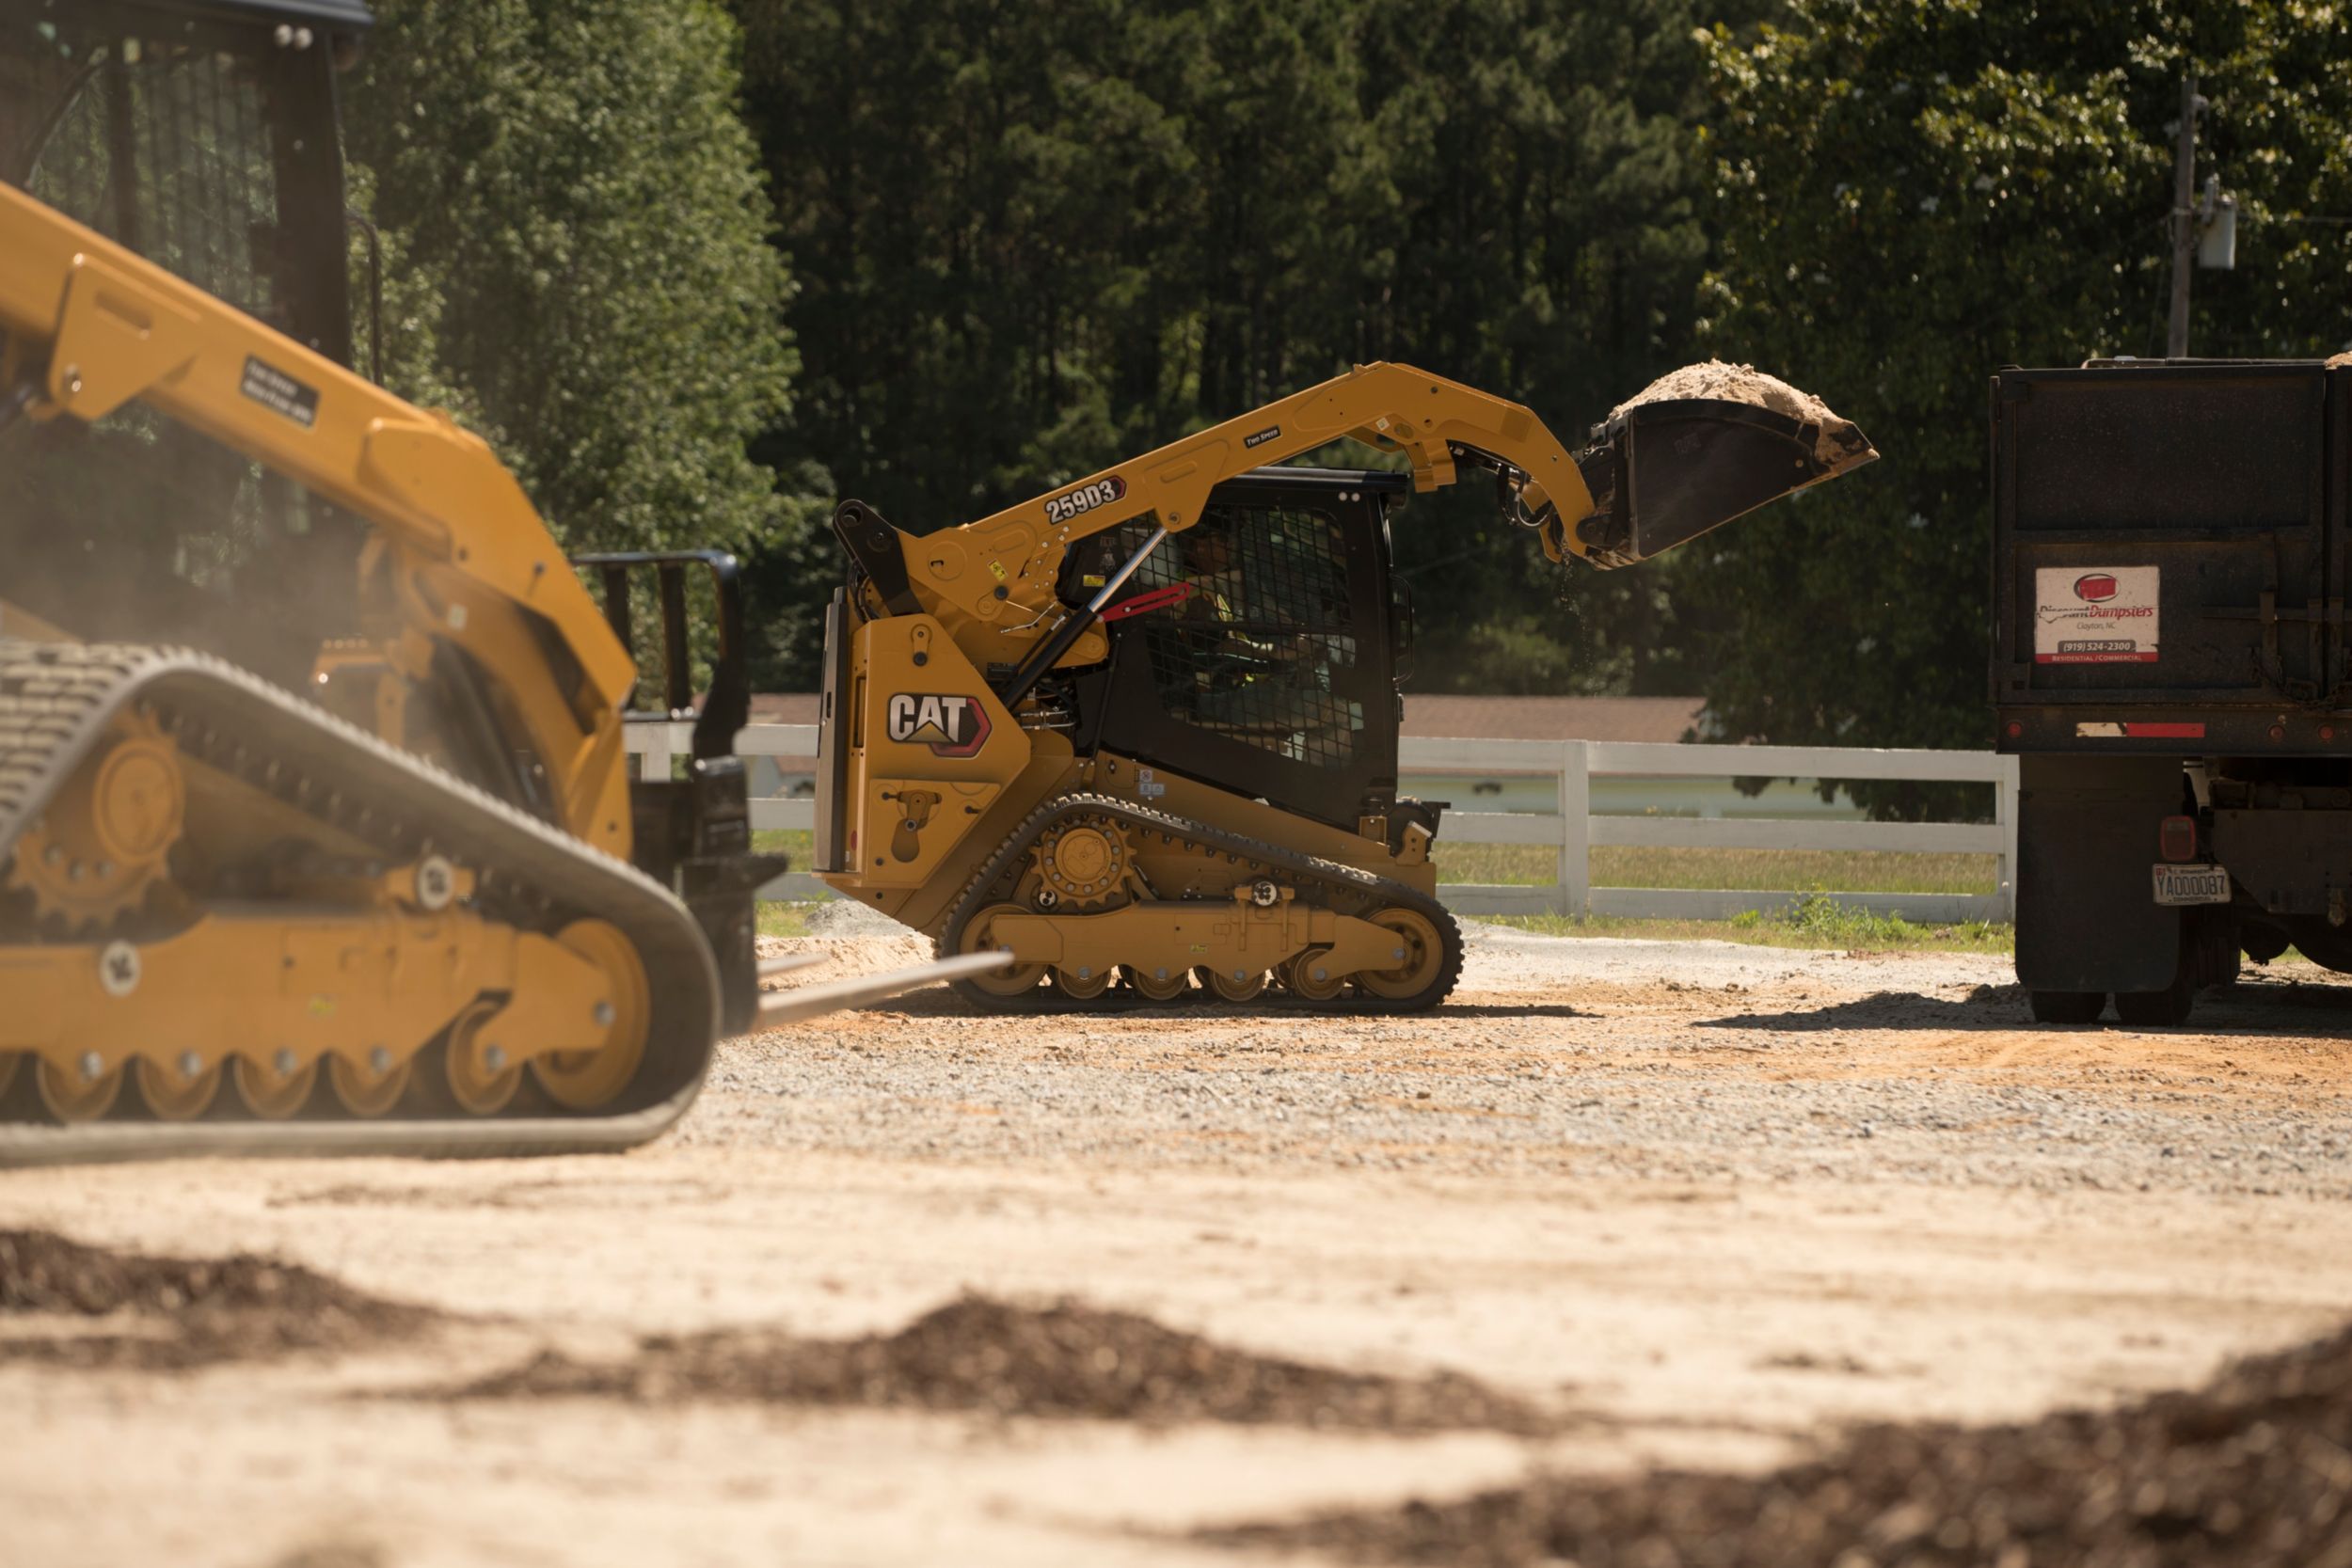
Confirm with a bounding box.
[834,615,1030,891]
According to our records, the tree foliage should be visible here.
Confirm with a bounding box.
[733,0,1726,689]
[345,0,796,553]
[1688,0,2352,803]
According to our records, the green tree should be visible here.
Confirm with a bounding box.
[1689,0,2352,810]
[345,0,797,555]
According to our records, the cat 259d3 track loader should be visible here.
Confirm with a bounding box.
[0,0,992,1160]
[816,362,1876,1011]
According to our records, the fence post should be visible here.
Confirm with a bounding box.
[1556,739,1590,917]
[1996,753,2021,923]
[640,725,674,783]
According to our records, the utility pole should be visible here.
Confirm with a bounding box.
[2168,75,2201,358]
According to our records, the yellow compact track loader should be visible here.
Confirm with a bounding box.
[0,0,987,1161]
[815,366,1876,1010]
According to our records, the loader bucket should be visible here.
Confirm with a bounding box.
[1572,398,1877,564]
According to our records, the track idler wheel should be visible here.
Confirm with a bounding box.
[532,919,652,1110]
[38,1054,124,1122]
[1356,909,1450,1004]
[232,1053,320,1119]
[135,1054,221,1120]
[956,903,1047,998]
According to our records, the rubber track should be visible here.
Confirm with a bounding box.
[934,792,1464,1013]
[0,640,721,1165]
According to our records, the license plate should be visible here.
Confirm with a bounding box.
[2153,863,2231,906]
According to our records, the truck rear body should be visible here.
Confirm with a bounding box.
[1993,358,2352,1010]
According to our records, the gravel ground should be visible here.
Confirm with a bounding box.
[718,922,2352,1200]
[1,920,2348,1568]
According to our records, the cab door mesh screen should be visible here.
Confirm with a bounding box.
[15,33,283,329]
[1089,504,1364,768]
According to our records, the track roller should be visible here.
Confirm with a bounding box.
[232,1053,320,1119]
[1199,966,1267,1004]
[1123,965,1189,1002]
[38,1055,123,1122]
[135,1054,221,1121]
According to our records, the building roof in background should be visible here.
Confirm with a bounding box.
[743,693,1705,742]
[1402,695,1703,743]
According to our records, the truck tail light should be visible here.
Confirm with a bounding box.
[2159,815,2198,863]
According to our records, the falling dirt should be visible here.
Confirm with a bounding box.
[1205,1317,2352,1566]
[0,1228,439,1370]
[448,1292,1555,1434]
[1609,358,1871,467]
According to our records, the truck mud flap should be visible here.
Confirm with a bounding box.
[2013,753,2185,994]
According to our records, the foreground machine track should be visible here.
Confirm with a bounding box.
[0,640,721,1164]
[935,793,1465,1013]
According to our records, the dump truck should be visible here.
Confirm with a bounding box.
[1995,356,2352,1025]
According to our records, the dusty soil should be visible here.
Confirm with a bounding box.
[0,1227,439,1370]
[1211,1316,2352,1566]
[451,1292,1551,1433]
[1609,358,1872,467]
[3,924,2351,1567]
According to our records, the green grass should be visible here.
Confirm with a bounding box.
[1493,897,2014,954]
[753,824,2010,951]
[1435,842,1998,895]
[755,902,818,938]
[753,828,815,860]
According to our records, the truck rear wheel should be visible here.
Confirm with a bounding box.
[2028,990,2106,1025]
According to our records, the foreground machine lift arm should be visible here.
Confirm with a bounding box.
[818,359,1874,1012]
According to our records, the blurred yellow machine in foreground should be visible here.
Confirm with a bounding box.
[0,0,984,1159]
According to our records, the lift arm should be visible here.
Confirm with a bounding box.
[834,358,1873,687]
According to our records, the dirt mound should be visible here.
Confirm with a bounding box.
[0,1228,438,1370]
[1609,359,1868,467]
[1206,1319,2352,1565]
[452,1292,1551,1433]
[755,930,938,991]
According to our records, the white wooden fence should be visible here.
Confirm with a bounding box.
[627,724,2020,923]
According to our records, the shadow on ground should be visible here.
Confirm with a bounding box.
[1695,973,2352,1037]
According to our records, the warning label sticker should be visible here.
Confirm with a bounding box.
[240,356,319,428]
[2035,566,2158,664]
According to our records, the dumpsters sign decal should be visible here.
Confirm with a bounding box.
[2034,566,2158,664]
